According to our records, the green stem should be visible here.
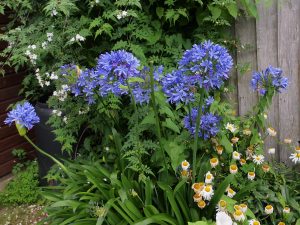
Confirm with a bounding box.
[24,134,69,175]
[126,79,137,112]
[192,90,205,183]
[149,67,168,172]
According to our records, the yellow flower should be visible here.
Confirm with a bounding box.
[278,222,285,225]
[216,200,227,212]
[239,158,246,165]
[283,206,290,214]
[192,182,204,193]
[181,160,190,170]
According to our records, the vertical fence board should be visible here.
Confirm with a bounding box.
[256,1,280,159]
[235,17,258,115]
[278,0,300,164]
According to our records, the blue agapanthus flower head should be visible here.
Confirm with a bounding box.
[4,102,40,130]
[161,69,195,104]
[179,40,233,91]
[183,108,220,140]
[251,65,288,95]
[131,66,163,105]
[95,50,141,97]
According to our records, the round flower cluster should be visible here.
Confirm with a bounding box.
[4,102,40,130]
[162,40,233,105]
[183,108,220,140]
[251,65,288,95]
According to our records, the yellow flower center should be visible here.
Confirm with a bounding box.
[240,204,247,209]
[181,170,188,176]
[296,153,300,158]
[296,146,300,150]
[182,161,188,166]
[248,172,255,176]
[234,210,243,216]
[193,193,201,198]
[205,186,211,192]
[219,200,227,207]
[230,165,237,170]
[266,205,273,210]
[240,159,246,164]
[206,174,212,179]
[228,188,234,194]
[234,205,241,211]
[278,222,285,225]
[210,158,218,163]
[253,221,260,225]
[197,200,206,208]
[216,145,223,151]
[193,183,201,190]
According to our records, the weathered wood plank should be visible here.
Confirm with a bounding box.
[0,71,26,88]
[256,1,280,160]
[0,142,33,165]
[235,17,258,115]
[0,84,21,101]
[0,97,22,114]
[278,0,300,164]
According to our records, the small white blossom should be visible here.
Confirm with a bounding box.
[225,123,237,133]
[216,211,232,225]
[50,72,58,80]
[45,81,50,86]
[253,155,265,165]
[63,116,68,124]
[47,32,53,42]
[116,10,128,19]
[51,9,58,17]
[75,34,85,42]
[289,153,300,164]
[268,148,276,155]
[42,41,48,49]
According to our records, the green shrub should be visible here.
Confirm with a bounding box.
[0,161,40,205]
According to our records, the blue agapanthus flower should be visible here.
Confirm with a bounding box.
[183,108,220,140]
[131,66,163,105]
[179,40,233,91]
[251,66,288,95]
[161,69,195,104]
[4,102,40,130]
[205,96,214,106]
[96,50,140,97]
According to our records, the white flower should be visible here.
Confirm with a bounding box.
[52,110,62,117]
[50,72,58,80]
[25,50,31,56]
[231,137,239,144]
[289,153,300,164]
[51,9,58,17]
[42,41,48,49]
[200,185,214,201]
[205,171,214,184]
[283,207,290,214]
[239,204,247,213]
[232,151,241,160]
[225,123,237,133]
[47,32,53,42]
[216,211,233,225]
[216,200,227,212]
[229,165,238,174]
[210,157,219,168]
[116,10,128,19]
[75,34,85,42]
[197,200,206,209]
[227,188,236,198]
[249,219,261,225]
[192,182,204,193]
[268,148,276,154]
[233,210,245,221]
[193,192,202,202]
[63,116,68,124]
[267,127,277,136]
[181,160,190,170]
[284,138,292,144]
[247,172,255,180]
[45,81,50,86]
[253,155,265,165]
[263,113,268,119]
[265,205,273,214]
[70,37,75,42]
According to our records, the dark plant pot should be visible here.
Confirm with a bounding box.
[34,102,66,185]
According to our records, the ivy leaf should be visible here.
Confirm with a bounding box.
[162,118,180,134]
[156,7,164,19]
[208,5,222,20]
[226,3,238,18]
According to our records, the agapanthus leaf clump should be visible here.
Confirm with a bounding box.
[183,108,220,140]
[179,40,233,91]
[251,65,288,95]
[4,102,40,130]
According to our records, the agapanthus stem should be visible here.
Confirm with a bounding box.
[24,134,69,175]
[149,67,168,171]
[126,79,137,112]
[192,89,205,183]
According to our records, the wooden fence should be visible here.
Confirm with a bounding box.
[0,13,35,177]
[234,0,300,164]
